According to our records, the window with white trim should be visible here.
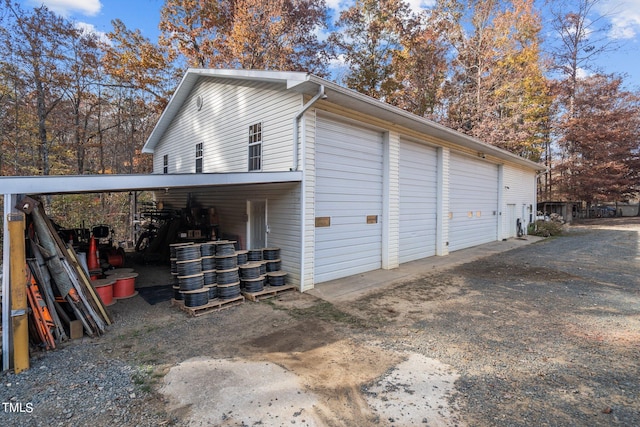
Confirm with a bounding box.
[195,142,203,173]
[163,154,168,174]
[248,122,262,171]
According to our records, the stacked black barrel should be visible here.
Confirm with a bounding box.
[173,243,208,308]
[263,247,287,287]
[200,242,218,300]
[214,241,241,300]
[239,248,265,293]
[170,240,243,308]
[238,247,287,293]
[170,242,287,306]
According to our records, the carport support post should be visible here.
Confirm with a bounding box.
[8,211,28,373]
[2,193,19,371]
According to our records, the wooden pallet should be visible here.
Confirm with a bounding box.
[171,295,244,317]
[242,284,296,302]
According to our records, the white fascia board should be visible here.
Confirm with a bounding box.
[185,68,309,85]
[0,172,303,195]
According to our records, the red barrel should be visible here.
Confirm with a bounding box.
[112,272,139,299]
[107,251,125,268]
[92,278,116,306]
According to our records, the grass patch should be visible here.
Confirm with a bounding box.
[132,366,153,393]
[288,301,367,327]
[132,364,163,394]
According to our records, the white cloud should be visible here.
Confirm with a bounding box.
[576,67,591,79]
[326,0,435,19]
[406,0,435,14]
[25,0,102,17]
[598,0,640,40]
[325,0,350,11]
[75,21,110,44]
[327,53,350,82]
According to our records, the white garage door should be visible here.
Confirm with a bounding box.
[399,140,438,263]
[449,152,499,251]
[314,117,383,283]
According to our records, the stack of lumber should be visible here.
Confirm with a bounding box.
[18,196,113,347]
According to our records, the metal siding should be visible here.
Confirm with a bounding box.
[384,131,400,269]
[399,140,438,263]
[301,110,317,291]
[153,78,300,174]
[314,117,384,283]
[449,152,499,251]
[502,164,536,238]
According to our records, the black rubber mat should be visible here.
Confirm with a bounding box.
[135,285,173,305]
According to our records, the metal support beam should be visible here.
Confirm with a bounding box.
[2,193,18,371]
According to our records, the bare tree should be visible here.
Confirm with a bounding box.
[0,0,78,175]
[548,0,617,117]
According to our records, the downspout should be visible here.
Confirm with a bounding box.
[293,84,325,292]
[292,85,326,171]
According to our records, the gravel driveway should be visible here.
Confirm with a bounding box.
[1,218,639,426]
[347,219,640,426]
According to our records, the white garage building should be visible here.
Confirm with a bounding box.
[142,69,543,291]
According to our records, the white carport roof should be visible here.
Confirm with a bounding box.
[1,170,301,371]
[0,171,302,195]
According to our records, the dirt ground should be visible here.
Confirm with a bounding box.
[3,217,639,426]
[91,218,640,426]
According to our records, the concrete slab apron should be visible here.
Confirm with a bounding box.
[160,353,459,427]
[160,357,320,426]
[308,236,542,304]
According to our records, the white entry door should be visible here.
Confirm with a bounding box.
[507,204,517,238]
[247,199,267,249]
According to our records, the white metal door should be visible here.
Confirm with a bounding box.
[247,199,267,249]
[399,140,438,263]
[449,152,499,251]
[314,117,383,283]
[507,204,517,238]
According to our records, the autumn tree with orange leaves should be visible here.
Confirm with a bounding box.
[438,0,551,161]
[553,74,640,207]
[329,0,416,100]
[159,0,330,75]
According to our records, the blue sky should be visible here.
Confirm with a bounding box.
[21,0,640,90]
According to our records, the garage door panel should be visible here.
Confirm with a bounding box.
[315,117,383,283]
[399,140,438,263]
[449,152,498,251]
[316,184,382,198]
[315,236,380,252]
[317,161,382,176]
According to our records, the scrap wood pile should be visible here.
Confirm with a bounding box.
[18,196,113,351]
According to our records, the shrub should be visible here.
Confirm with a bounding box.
[530,220,563,237]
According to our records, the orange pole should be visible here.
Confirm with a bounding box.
[8,212,29,373]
